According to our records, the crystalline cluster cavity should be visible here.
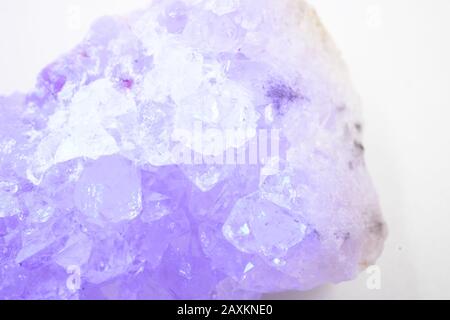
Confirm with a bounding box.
[0,0,387,299]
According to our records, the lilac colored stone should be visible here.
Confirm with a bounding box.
[0,0,386,299]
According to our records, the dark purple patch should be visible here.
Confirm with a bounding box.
[266,83,302,112]
[120,78,134,89]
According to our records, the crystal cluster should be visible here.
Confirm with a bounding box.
[0,0,386,299]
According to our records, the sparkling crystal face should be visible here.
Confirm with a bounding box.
[0,0,386,299]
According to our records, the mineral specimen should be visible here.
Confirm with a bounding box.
[0,0,387,299]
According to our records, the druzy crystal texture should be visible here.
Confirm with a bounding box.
[0,0,387,299]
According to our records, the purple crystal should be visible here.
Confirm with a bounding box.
[0,0,386,299]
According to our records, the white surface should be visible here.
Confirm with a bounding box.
[1,0,450,299]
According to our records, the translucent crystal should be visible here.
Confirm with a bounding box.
[0,0,386,299]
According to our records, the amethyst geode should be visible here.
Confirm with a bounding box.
[0,0,386,299]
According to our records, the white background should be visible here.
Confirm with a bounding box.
[1,0,449,299]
